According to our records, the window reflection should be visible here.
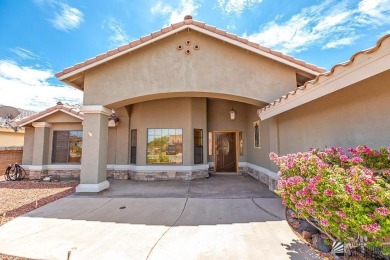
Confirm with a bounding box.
[52,130,82,163]
[147,128,183,164]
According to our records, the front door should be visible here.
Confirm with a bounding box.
[214,131,237,172]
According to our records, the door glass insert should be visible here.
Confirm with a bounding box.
[215,132,236,172]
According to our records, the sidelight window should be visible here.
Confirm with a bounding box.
[194,129,203,164]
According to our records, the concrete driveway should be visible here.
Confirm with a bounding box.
[0,174,320,260]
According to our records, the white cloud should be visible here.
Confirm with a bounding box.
[357,0,390,25]
[323,36,360,49]
[217,0,263,14]
[51,2,84,31]
[151,0,200,25]
[103,17,130,46]
[313,11,352,31]
[0,60,82,112]
[10,48,39,60]
[242,0,376,53]
[151,2,172,15]
[35,0,84,31]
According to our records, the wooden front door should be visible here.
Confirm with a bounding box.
[214,131,237,172]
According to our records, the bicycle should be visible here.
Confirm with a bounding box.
[4,163,26,181]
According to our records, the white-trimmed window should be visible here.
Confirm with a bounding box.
[52,131,82,163]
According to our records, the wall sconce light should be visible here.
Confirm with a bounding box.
[229,108,236,121]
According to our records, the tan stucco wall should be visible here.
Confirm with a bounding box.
[245,106,273,170]
[21,111,83,165]
[32,126,50,165]
[207,99,248,163]
[107,127,116,164]
[80,112,109,184]
[0,129,24,147]
[191,98,208,164]
[206,99,272,169]
[276,70,390,154]
[83,30,297,108]
[22,127,34,165]
[113,107,131,164]
[41,112,82,123]
[130,97,207,166]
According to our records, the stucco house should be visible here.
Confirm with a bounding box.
[17,16,390,193]
[0,105,36,147]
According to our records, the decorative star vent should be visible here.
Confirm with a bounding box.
[177,40,200,55]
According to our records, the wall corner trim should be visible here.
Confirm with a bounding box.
[246,162,279,180]
[81,105,112,116]
[32,122,52,128]
[76,180,110,192]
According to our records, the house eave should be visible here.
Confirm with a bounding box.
[258,36,390,120]
[57,24,323,84]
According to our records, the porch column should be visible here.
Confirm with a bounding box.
[31,122,51,165]
[77,105,111,192]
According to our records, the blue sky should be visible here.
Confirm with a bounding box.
[0,0,389,111]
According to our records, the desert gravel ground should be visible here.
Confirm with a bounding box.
[0,177,77,259]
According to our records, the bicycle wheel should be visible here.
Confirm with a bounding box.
[7,164,18,181]
[4,165,11,181]
[16,164,26,180]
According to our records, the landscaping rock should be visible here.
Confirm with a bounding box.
[286,209,297,220]
[320,233,329,240]
[312,234,331,253]
[297,219,319,234]
[302,231,312,239]
[291,220,300,229]
[42,176,52,182]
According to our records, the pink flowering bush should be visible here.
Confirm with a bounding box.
[270,146,390,254]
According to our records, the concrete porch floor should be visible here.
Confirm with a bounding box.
[0,174,321,260]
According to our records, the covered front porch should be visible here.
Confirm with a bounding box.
[78,95,279,192]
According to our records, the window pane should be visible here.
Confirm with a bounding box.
[253,120,260,148]
[194,129,203,164]
[147,128,182,164]
[52,130,82,163]
[208,132,213,156]
[162,129,169,136]
[194,129,202,146]
[130,129,137,164]
[69,131,82,163]
[52,131,69,163]
[239,131,244,156]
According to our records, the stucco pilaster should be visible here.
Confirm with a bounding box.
[267,117,279,172]
[32,122,51,165]
[114,107,130,164]
[77,105,110,192]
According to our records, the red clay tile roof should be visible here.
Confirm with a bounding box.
[56,17,325,80]
[16,102,120,127]
[258,33,390,116]
[16,102,84,127]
